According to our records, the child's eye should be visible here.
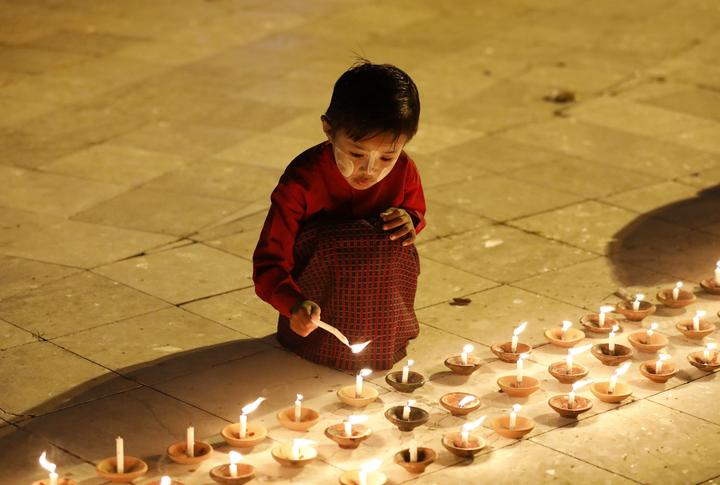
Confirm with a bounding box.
[381,157,393,162]
[350,152,364,158]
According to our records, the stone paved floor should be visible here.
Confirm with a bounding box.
[2,1,720,484]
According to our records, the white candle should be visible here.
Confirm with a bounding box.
[511,321,527,352]
[655,354,670,374]
[239,414,247,439]
[509,404,521,429]
[459,416,486,447]
[344,420,353,437]
[704,343,717,362]
[294,394,303,422]
[401,359,414,383]
[290,439,315,460]
[561,320,572,339]
[692,310,706,331]
[355,368,371,397]
[458,395,475,408]
[116,436,124,474]
[568,389,576,409]
[715,260,720,285]
[358,460,381,485]
[672,282,682,300]
[160,477,172,485]
[609,374,618,393]
[609,362,631,393]
[460,344,473,365]
[402,399,415,420]
[186,426,194,457]
[39,452,58,485]
[239,396,266,439]
[566,350,573,371]
[608,325,619,354]
[228,451,241,478]
[516,353,528,384]
[632,294,644,311]
[409,439,418,462]
[460,429,469,447]
[598,306,613,327]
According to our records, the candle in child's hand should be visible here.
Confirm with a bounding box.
[409,438,418,463]
[116,436,124,474]
[693,310,706,331]
[608,325,619,354]
[561,320,572,339]
[460,344,473,365]
[632,293,644,311]
[672,282,682,300]
[511,321,527,352]
[401,359,414,384]
[655,353,670,374]
[186,425,194,457]
[509,404,521,430]
[229,451,241,477]
[294,394,303,422]
[402,399,415,420]
[355,368,372,397]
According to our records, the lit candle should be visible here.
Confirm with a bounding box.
[645,322,658,343]
[228,451,241,477]
[704,343,717,363]
[598,305,614,327]
[409,437,418,462]
[116,436,124,474]
[509,404,521,430]
[350,341,372,354]
[609,362,631,393]
[568,379,592,409]
[715,260,720,285]
[655,353,671,374]
[460,416,486,447]
[345,415,367,437]
[290,438,316,460]
[632,293,644,311]
[39,452,58,485]
[458,395,475,408]
[355,368,372,397]
[160,477,172,485]
[672,282,683,300]
[294,394,303,422]
[402,399,415,420]
[566,344,592,373]
[186,425,194,457]
[401,359,414,384]
[358,459,381,485]
[608,325,619,354]
[516,352,529,384]
[692,310,706,331]
[561,320,572,339]
[511,321,528,353]
[239,396,266,438]
[460,344,473,365]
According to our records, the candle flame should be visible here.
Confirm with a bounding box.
[571,379,592,391]
[707,342,718,351]
[696,310,707,318]
[358,368,372,377]
[38,452,56,473]
[296,393,303,402]
[462,415,486,432]
[160,477,172,485]
[610,324,619,334]
[407,359,414,366]
[648,322,659,331]
[614,361,631,377]
[600,305,614,314]
[634,293,644,301]
[458,395,476,408]
[406,399,416,407]
[569,344,593,356]
[716,260,720,269]
[229,451,242,464]
[241,396,266,415]
[657,353,671,362]
[350,340,372,353]
[561,320,572,331]
[513,321,528,336]
[462,344,474,353]
[292,438,316,452]
[348,414,369,425]
[675,281,683,289]
[360,459,382,473]
[512,403,522,413]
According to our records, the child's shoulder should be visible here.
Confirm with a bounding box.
[280,142,331,181]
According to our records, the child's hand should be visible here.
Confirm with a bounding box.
[381,207,416,246]
[290,300,320,337]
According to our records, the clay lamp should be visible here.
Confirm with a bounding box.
[271,439,317,468]
[96,437,148,484]
[167,425,212,465]
[639,353,677,383]
[615,293,655,322]
[338,368,379,407]
[385,359,425,393]
[276,393,320,431]
[209,451,255,485]
[222,397,267,448]
[384,399,429,432]
[580,306,619,335]
[548,379,594,419]
[444,344,482,375]
[147,477,184,485]
[394,437,436,474]
[497,353,540,397]
[339,459,386,485]
[548,344,592,384]
[34,452,78,485]
[591,325,633,366]
[325,415,372,449]
[699,261,720,295]
[544,320,585,348]
[590,362,633,403]
[688,343,720,372]
[657,282,696,309]
[491,321,532,363]
[439,392,481,416]
[441,416,487,457]
[491,404,534,439]
[676,310,716,340]
[628,322,668,354]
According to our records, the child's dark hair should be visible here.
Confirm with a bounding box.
[324,60,420,142]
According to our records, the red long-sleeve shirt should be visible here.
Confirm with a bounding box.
[253,141,426,317]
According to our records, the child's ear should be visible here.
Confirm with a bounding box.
[320,115,333,141]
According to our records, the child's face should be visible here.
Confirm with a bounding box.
[327,130,408,190]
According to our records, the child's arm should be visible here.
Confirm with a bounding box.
[381,158,426,246]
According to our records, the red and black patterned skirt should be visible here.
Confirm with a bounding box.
[276,217,420,370]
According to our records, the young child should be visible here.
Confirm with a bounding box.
[253,61,426,370]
